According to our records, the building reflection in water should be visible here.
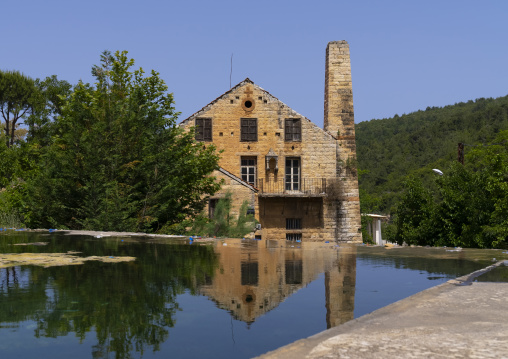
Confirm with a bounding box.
[198,238,357,328]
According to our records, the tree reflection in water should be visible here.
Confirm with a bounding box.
[0,233,218,358]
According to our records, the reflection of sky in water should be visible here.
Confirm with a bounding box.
[167,286,328,359]
[0,322,96,359]
[0,233,501,359]
[355,261,448,318]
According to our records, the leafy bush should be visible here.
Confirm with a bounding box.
[174,192,256,238]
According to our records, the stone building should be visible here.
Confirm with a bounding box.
[180,41,361,242]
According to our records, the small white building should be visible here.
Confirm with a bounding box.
[363,214,389,246]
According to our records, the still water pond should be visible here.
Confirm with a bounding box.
[0,231,504,358]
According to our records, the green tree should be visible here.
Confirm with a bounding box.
[389,131,508,248]
[392,176,436,246]
[19,50,221,231]
[433,162,487,247]
[0,70,36,148]
[26,75,72,146]
[435,131,508,248]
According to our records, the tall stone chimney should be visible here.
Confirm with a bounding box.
[324,40,362,242]
[324,41,355,147]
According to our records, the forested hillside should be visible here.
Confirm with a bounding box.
[356,95,508,214]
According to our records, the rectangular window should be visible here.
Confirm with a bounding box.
[195,118,212,141]
[286,233,302,241]
[241,261,259,286]
[285,118,301,141]
[241,118,257,141]
[286,218,302,230]
[241,157,257,185]
[285,259,303,284]
[285,157,300,191]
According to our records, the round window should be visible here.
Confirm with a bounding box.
[241,98,255,112]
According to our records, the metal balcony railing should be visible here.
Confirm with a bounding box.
[256,178,328,196]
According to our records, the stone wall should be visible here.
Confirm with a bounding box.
[208,169,256,220]
[181,81,338,182]
[258,197,325,241]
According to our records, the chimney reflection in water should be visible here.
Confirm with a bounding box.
[325,246,357,328]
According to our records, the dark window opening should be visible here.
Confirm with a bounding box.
[285,118,301,141]
[195,118,212,141]
[241,118,257,141]
[247,206,255,215]
[241,157,257,185]
[209,198,218,219]
[244,100,253,108]
[285,259,303,284]
[199,273,213,286]
[241,262,258,286]
[286,233,302,241]
[286,218,302,230]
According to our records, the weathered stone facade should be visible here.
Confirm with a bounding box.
[180,41,361,242]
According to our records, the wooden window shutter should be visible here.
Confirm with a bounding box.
[195,118,212,141]
[241,118,257,141]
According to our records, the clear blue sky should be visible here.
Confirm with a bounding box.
[2,0,507,126]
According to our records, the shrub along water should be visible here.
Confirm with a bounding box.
[170,192,256,238]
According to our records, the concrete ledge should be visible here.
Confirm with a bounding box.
[257,262,508,358]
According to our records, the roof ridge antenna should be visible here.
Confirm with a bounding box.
[230,53,233,89]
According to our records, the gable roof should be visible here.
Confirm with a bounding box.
[218,167,258,192]
[178,78,336,140]
[179,78,255,126]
